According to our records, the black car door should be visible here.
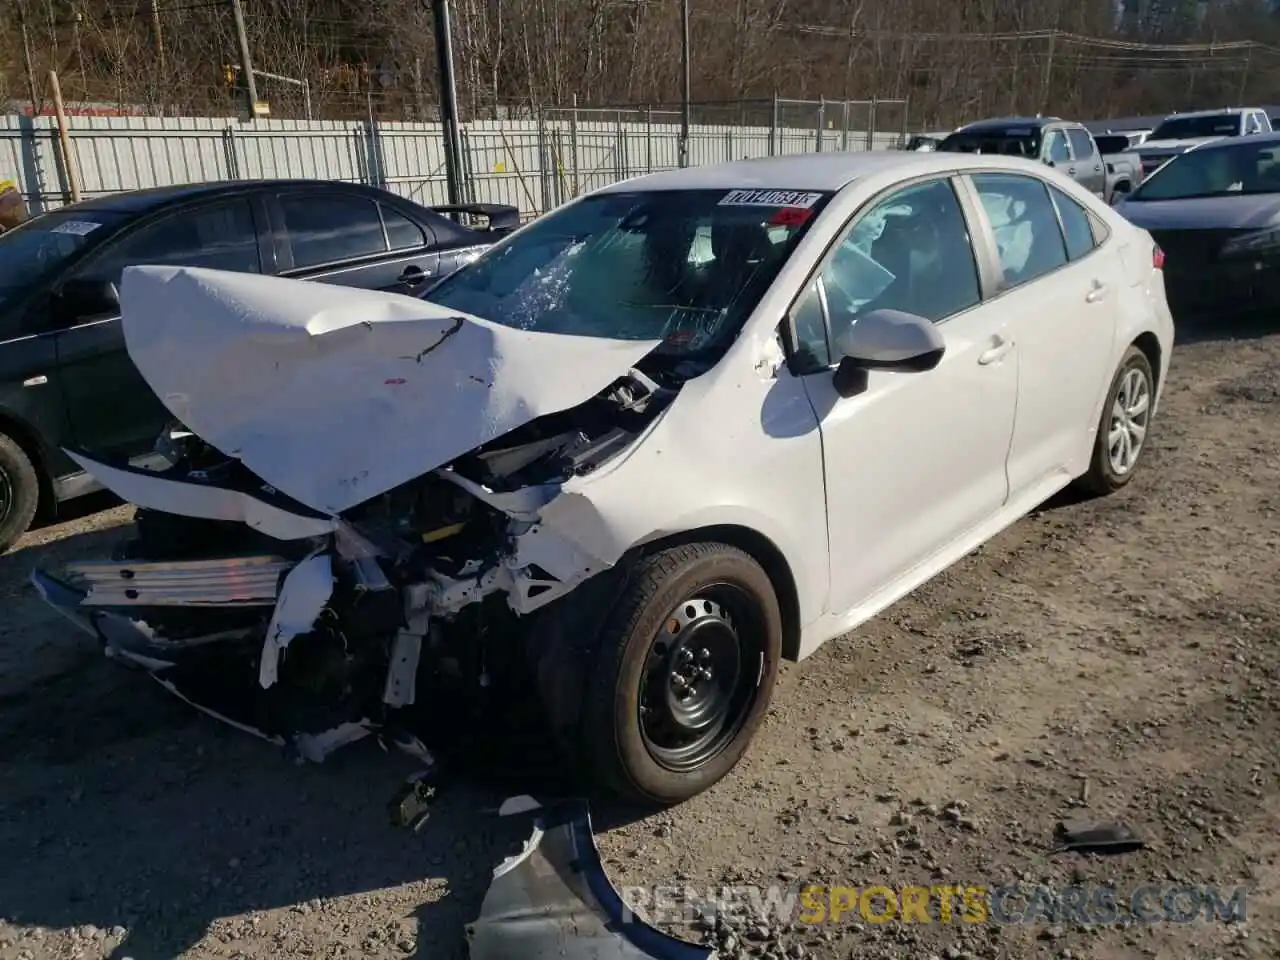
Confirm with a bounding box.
[52,196,266,459]
[268,189,443,295]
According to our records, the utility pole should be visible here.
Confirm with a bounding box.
[679,0,691,167]
[18,3,40,114]
[432,0,464,206]
[150,0,166,72]
[1039,29,1056,115]
[230,0,259,119]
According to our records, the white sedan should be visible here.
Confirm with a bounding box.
[34,151,1174,806]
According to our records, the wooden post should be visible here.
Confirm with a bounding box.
[49,70,81,203]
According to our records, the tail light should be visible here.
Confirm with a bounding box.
[1152,244,1165,270]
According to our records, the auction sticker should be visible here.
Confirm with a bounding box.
[719,189,824,208]
[49,219,105,236]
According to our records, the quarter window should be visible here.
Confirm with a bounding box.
[280,194,386,268]
[81,199,259,281]
[793,178,982,368]
[972,173,1068,287]
[1048,184,1097,261]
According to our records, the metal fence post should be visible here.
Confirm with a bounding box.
[866,97,877,151]
[460,126,476,203]
[570,94,580,197]
[770,94,778,156]
[646,104,653,173]
[616,110,626,180]
[536,105,551,215]
[841,100,850,151]
[815,99,825,152]
[901,99,910,148]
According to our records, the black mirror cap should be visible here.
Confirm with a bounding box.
[832,347,945,398]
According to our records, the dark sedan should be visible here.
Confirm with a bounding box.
[1114,133,1280,321]
[0,179,518,551]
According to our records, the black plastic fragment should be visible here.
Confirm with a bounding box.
[466,799,714,959]
[1054,819,1146,854]
[389,772,439,832]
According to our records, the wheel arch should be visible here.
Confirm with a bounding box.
[637,524,803,662]
[1132,330,1163,391]
[0,408,55,520]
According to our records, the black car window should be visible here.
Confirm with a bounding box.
[1066,129,1096,160]
[1093,135,1131,155]
[381,204,427,251]
[1048,184,1097,261]
[280,194,387,268]
[79,200,259,283]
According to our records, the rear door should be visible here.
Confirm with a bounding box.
[1066,128,1107,198]
[964,172,1120,499]
[269,190,442,295]
[53,197,264,458]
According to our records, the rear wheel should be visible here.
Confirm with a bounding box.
[577,542,782,806]
[0,432,40,554]
[1075,346,1154,496]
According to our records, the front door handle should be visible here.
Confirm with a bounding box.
[1067,166,1077,175]
[1085,280,1109,303]
[399,265,430,285]
[977,336,1014,365]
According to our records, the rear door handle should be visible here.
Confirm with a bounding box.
[1067,166,1077,175]
[399,265,430,285]
[977,336,1014,365]
[1085,280,1110,303]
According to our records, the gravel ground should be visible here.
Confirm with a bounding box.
[1,316,1278,960]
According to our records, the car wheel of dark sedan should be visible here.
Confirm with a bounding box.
[579,542,782,807]
[1076,345,1155,496]
[0,432,40,554]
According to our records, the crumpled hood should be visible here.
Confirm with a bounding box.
[116,265,662,516]
[1115,194,1280,231]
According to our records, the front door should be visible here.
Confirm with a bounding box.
[793,177,1018,617]
[1066,128,1107,198]
[54,197,264,459]
[964,172,1120,498]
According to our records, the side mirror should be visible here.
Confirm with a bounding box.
[832,308,945,398]
[56,278,120,321]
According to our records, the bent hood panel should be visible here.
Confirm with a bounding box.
[118,266,662,516]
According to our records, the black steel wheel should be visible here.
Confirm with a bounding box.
[575,541,783,806]
[0,433,39,554]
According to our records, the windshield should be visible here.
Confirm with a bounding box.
[1128,141,1280,202]
[1150,114,1240,141]
[424,188,831,358]
[0,210,123,308]
[937,129,1040,157]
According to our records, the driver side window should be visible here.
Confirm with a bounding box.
[1045,131,1071,164]
[789,178,982,370]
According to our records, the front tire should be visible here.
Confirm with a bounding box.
[578,542,783,807]
[0,432,40,554]
[1076,345,1154,496]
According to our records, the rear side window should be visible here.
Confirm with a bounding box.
[381,204,427,251]
[1066,129,1096,160]
[1048,185,1097,261]
[81,199,259,281]
[280,194,386,268]
[972,173,1068,287]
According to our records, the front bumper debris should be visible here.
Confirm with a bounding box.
[468,798,715,960]
[61,555,292,607]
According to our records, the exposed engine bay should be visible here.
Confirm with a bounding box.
[33,366,676,762]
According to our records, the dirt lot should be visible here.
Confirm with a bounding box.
[1,317,1278,960]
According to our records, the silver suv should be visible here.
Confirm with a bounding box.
[936,117,1106,198]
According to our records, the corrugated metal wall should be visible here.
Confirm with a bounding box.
[0,113,905,218]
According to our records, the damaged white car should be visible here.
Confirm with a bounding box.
[33,152,1173,805]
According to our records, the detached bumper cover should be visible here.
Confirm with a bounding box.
[469,800,715,960]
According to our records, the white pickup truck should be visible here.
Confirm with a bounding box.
[1128,107,1273,179]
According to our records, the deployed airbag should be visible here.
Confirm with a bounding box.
[117,266,663,516]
